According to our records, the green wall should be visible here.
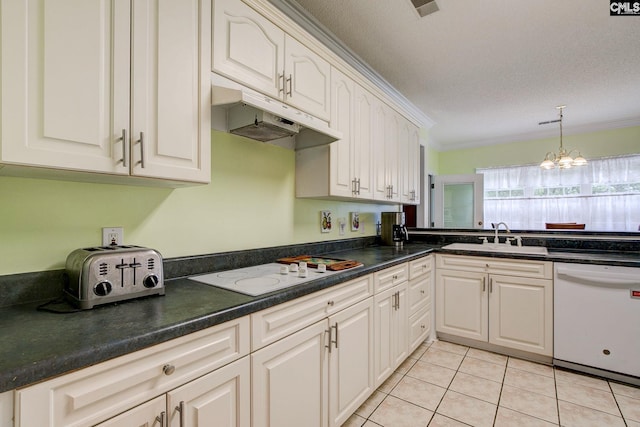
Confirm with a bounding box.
[0,131,392,275]
[438,126,640,174]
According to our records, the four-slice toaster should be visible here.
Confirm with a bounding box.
[64,245,164,309]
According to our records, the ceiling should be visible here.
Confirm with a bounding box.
[287,0,640,150]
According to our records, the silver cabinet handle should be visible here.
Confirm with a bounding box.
[357,178,361,195]
[352,178,358,195]
[119,129,128,167]
[482,277,486,292]
[325,328,332,353]
[327,300,335,306]
[489,277,493,293]
[286,74,292,97]
[278,73,285,95]
[175,401,185,427]
[331,323,338,349]
[137,131,145,168]
[155,411,166,427]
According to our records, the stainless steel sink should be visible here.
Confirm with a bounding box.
[441,243,548,255]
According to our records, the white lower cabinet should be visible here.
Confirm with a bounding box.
[408,256,433,353]
[328,298,375,426]
[435,254,553,356]
[251,279,375,427]
[1,0,211,185]
[15,317,250,427]
[373,283,408,387]
[97,357,251,427]
[252,320,328,427]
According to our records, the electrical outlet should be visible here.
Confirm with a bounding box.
[102,227,124,246]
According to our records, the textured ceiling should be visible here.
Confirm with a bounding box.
[289,0,640,150]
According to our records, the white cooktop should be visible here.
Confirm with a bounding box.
[189,263,342,296]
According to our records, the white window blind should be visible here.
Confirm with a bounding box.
[477,154,640,231]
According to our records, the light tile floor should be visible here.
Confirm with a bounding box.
[343,340,640,427]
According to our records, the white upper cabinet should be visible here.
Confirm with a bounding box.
[373,101,401,203]
[295,68,375,201]
[328,67,355,198]
[130,0,212,183]
[212,0,284,98]
[400,118,421,205]
[213,0,330,120]
[0,0,211,185]
[352,84,375,200]
[284,34,331,121]
[1,0,129,175]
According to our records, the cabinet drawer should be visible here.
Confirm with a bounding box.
[374,263,408,293]
[408,255,432,280]
[436,254,552,279]
[15,316,250,427]
[409,306,431,352]
[408,273,431,317]
[251,275,373,350]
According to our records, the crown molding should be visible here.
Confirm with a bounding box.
[267,0,435,129]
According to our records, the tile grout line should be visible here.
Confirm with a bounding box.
[492,356,509,426]
[553,365,562,426]
[608,379,629,427]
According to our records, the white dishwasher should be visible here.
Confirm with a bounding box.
[554,262,640,385]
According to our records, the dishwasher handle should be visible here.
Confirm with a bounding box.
[556,266,640,286]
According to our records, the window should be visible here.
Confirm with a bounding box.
[477,154,640,231]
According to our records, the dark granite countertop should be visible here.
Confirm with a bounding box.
[0,244,435,393]
[436,247,640,267]
[2,241,638,393]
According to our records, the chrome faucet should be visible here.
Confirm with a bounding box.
[492,222,511,244]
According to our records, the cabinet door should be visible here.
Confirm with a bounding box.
[328,298,374,427]
[401,122,421,204]
[435,269,488,341]
[167,356,250,427]
[384,108,400,202]
[489,275,553,356]
[252,320,328,427]
[1,0,129,174]
[373,287,395,387]
[284,34,331,121]
[130,0,211,183]
[212,0,284,98]
[372,99,389,200]
[373,283,408,387]
[95,395,166,427]
[399,118,412,204]
[408,125,421,204]
[329,67,354,198]
[353,84,375,199]
[392,283,409,368]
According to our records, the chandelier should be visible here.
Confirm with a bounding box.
[539,106,587,169]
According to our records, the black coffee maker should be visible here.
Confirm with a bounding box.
[381,212,409,247]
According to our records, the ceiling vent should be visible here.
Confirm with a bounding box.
[410,0,439,17]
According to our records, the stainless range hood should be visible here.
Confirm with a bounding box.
[211,73,341,150]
